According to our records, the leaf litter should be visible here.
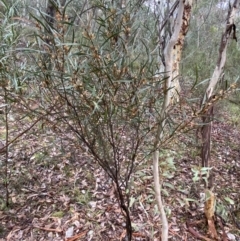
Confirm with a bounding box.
[0,103,239,240]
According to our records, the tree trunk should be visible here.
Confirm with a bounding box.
[201,0,240,169]
[200,0,240,236]
[157,0,193,105]
[171,0,193,102]
[153,1,194,240]
[201,102,213,168]
[153,151,168,241]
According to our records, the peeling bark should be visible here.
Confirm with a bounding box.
[152,2,194,240]
[162,0,184,107]
[171,0,193,102]
[157,0,193,105]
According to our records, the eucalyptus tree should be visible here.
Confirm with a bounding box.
[200,0,240,169]
[151,1,194,240]
[199,1,240,238]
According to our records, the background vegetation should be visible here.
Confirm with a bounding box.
[0,0,239,240]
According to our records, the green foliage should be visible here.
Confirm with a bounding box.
[182,1,239,93]
[74,188,92,205]
[52,211,65,218]
[0,2,239,240]
[159,155,176,178]
[0,1,239,240]
[23,0,164,185]
[191,166,211,184]
[12,2,169,239]
[221,99,240,129]
[216,201,229,221]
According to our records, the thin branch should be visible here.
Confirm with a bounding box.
[0,105,56,153]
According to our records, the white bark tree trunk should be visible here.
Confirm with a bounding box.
[157,0,193,105]
[153,151,168,241]
[153,1,194,240]
[201,0,240,168]
[204,0,239,100]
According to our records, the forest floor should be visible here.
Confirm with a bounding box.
[0,101,239,241]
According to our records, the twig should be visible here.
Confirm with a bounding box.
[0,105,56,153]
[4,88,9,206]
[186,221,212,241]
[33,225,62,233]
[65,231,87,241]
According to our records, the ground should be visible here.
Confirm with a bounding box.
[0,101,239,241]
